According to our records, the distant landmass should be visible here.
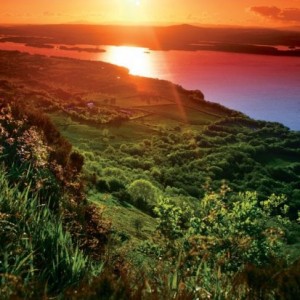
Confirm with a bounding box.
[1,24,300,56]
[59,45,105,53]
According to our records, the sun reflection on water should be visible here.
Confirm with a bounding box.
[101,46,154,77]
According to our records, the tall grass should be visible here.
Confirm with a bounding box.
[0,167,96,298]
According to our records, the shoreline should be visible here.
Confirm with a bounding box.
[0,50,299,131]
[1,37,300,57]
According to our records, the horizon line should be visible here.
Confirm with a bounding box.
[0,22,299,31]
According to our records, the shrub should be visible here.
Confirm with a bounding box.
[112,189,132,203]
[96,179,110,192]
[108,178,125,192]
[155,191,291,272]
[127,179,159,212]
[69,151,84,172]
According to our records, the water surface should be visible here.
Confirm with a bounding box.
[1,41,299,130]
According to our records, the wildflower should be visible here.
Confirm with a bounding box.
[6,137,14,145]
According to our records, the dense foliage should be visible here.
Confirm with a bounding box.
[144,189,298,299]
[81,116,300,219]
[0,99,110,298]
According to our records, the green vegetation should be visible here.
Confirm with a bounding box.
[63,114,300,219]
[0,100,109,298]
[0,170,91,297]
[0,50,300,298]
[51,91,300,298]
[152,190,296,299]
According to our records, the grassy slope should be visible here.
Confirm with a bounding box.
[1,49,299,256]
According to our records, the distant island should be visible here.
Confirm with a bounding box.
[25,43,54,49]
[59,45,105,53]
[0,36,106,53]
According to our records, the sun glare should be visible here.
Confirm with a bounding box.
[129,0,141,7]
[102,46,153,77]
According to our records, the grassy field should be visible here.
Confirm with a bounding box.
[135,104,219,124]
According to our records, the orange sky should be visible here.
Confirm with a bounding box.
[1,0,300,27]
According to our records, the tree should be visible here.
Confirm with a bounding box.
[127,179,159,212]
[155,191,291,271]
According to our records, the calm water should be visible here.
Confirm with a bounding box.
[1,42,300,130]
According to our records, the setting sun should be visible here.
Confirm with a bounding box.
[128,0,141,7]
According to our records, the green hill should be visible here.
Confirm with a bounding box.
[0,50,300,299]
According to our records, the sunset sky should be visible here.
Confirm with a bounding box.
[1,0,300,27]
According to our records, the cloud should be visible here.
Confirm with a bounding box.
[281,8,300,22]
[250,6,300,23]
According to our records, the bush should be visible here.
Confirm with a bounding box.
[96,179,110,192]
[155,191,290,271]
[112,189,132,203]
[108,178,125,192]
[127,179,159,212]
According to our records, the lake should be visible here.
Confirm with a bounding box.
[1,41,299,130]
